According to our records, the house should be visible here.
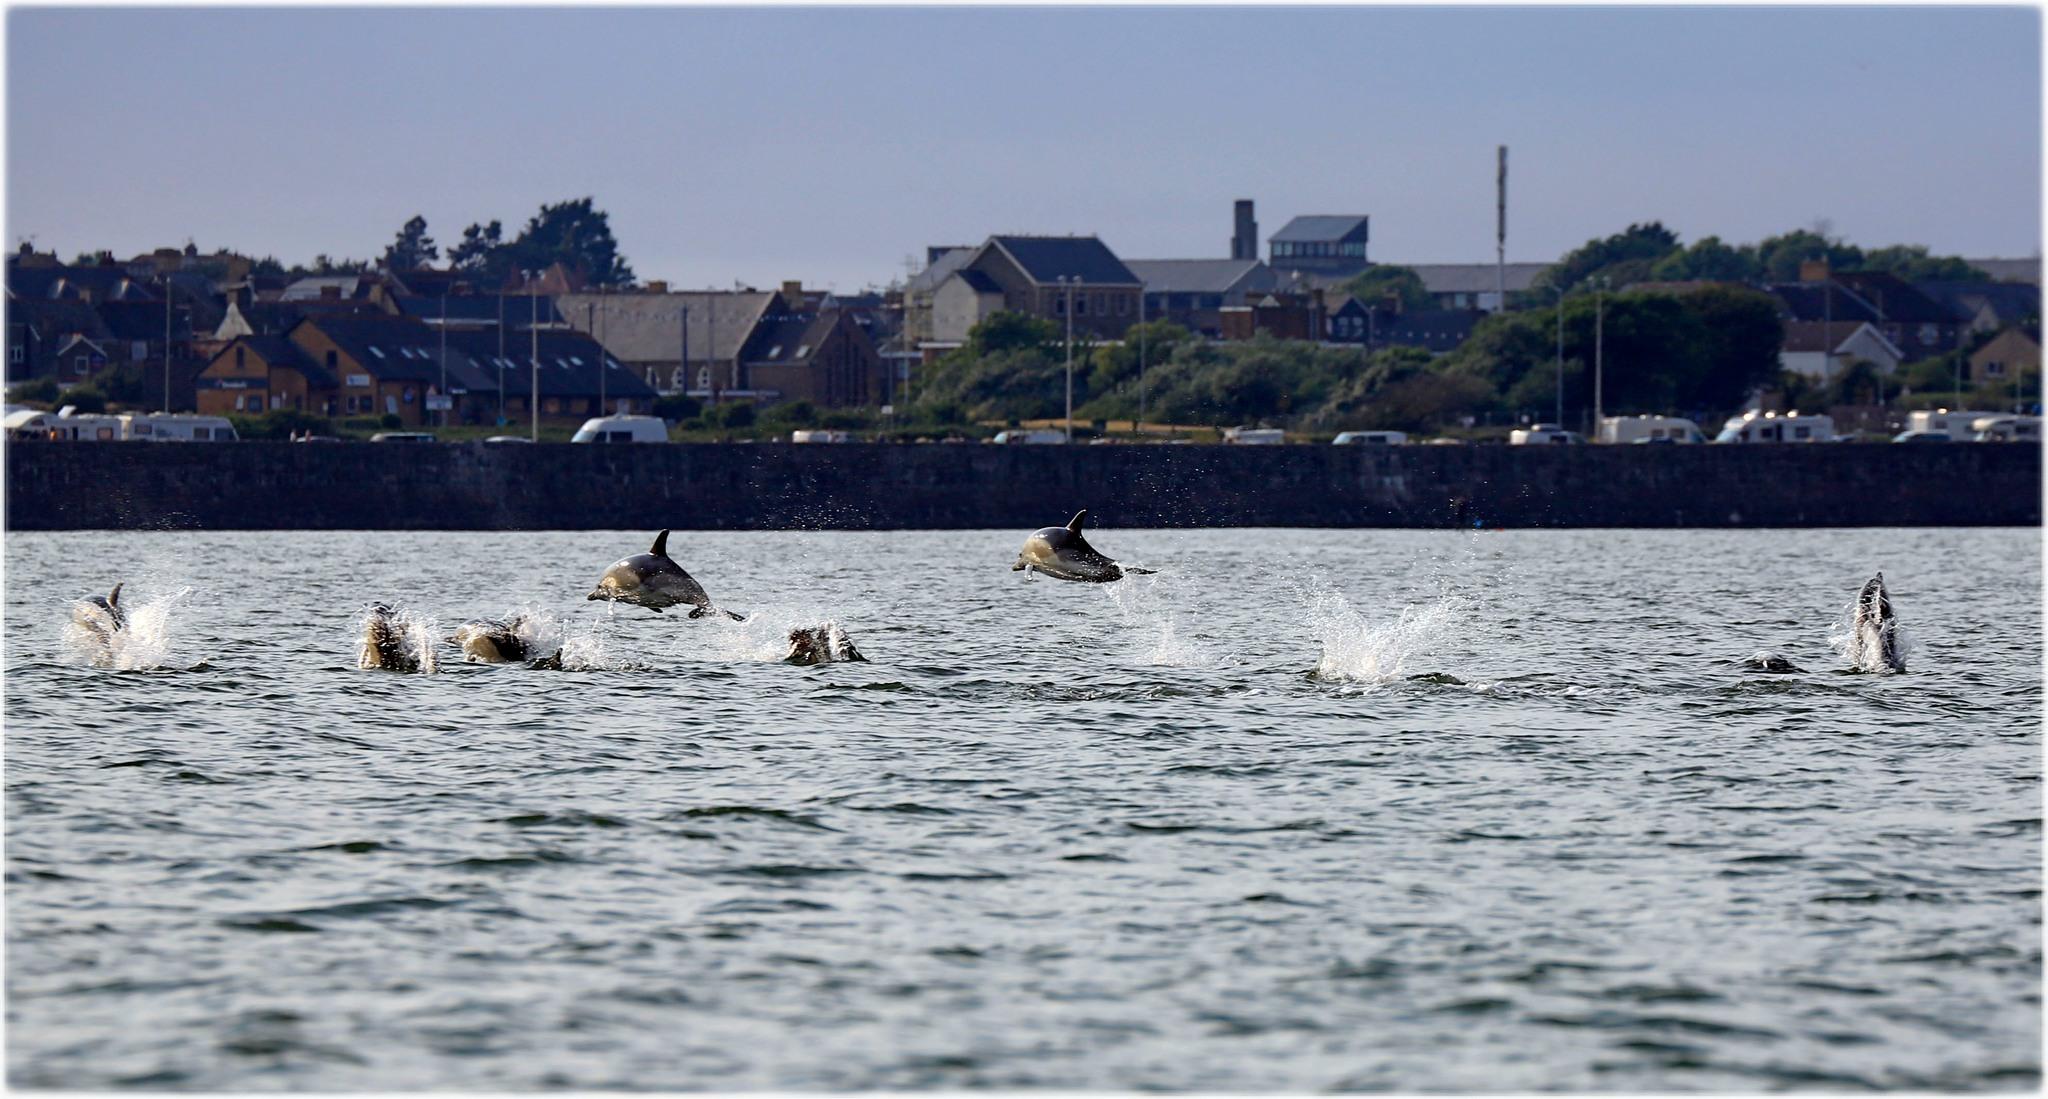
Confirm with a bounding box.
[1267,216,1370,277]
[902,246,974,347]
[195,334,339,417]
[1400,262,1549,312]
[1770,267,1963,362]
[6,297,115,382]
[1963,257,2041,286]
[1968,327,2039,387]
[557,289,781,399]
[1219,293,1320,341]
[1779,320,1903,380]
[387,293,566,331]
[1323,295,1482,353]
[1124,258,1279,336]
[930,235,1143,343]
[443,326,655,421]
[1915,280,2041,336]
[741,309,887,407]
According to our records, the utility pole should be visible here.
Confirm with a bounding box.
[679,304,689,397]
[1496,144,1508,314]
[529,271,540,442]
[439,292,448,428]
[708,293,719,407]
[1063,276,1075,443]
[497,290,506,425]
[1555,286,1565,427]
[163,281,173,413]
[1593,277,1606,436]
[586,300,597,418]
[596,286,607,417]
[1136,289,1147,436]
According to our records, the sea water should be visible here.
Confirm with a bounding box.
[4,527,2039,1090]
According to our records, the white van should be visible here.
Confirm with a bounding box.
[1509,424,1586,445]
[991,429,1067,444]
[1969,415,2041,443]
[572,415,669,444]
[119,413,239,442]
[1223,427,1286,445]
[1332,430,1407,446]
[1598,415,1705,444]
[1713,410,1837,443]
[790,429,853,444]
[1907,409,2000,437]
[4,406,126,441]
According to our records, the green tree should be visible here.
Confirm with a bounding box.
[502,198,635,287]
[1754,229,1863,281]
[1337,264,1432,314]
[966,311,1061,357]
[1537,222,1682,292]
[447,220,504,279]
[381,215,439,270]
[64,384,108,413]
[1648,235,1760,282]
[1858,245,1988,282]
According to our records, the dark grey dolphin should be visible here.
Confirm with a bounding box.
[72,583,127,661]
[1012,509,1153,583]
[588,529,743,619]
[1852,572,1907,673]
[785,623,865,665]
[449,615,538,664]
[359,603,426,673]
[1742,653,1802,673]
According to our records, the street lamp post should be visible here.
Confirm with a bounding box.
[1554,285,1566,427]
[1062,276,1076,443]
[1136,288,1147,436]
[439,292,448,428]
[1592,277,1608,435]
[529,271,540,442]
[163,282,173,413]
[496,290,506,426]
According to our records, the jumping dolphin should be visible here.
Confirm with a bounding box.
[1012,509,1153,583]
[449,615,541,664]
[71,583,127,661]
[359,603,430,673]
[1851,572,1907,673]
[785,623,865,665]
[588,529,744,619]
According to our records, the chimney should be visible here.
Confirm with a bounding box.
[1232,200,1257,261]
[646,280,669,294]
[782,280,803,299]
[1799,259,1830,283]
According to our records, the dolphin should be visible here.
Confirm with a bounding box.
[359,603,429,673]
[1851,572,1907,673]
[1012,509,1153,583]
[1742,653,1802,673]
[785,623,865,665]
[449,615,539,664]
[71,582,127,661]
[588,529,744,619]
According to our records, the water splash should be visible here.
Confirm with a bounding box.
[353,605,438,674]
[1304,584,1465,685]
[1829,599,1917,675]
[62,586,192,671]
[1104,572,1211,667]
[689,608,867,664]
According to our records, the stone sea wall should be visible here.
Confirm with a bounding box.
[4,442,2039,530]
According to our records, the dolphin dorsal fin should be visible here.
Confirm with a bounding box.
[651,529,670,556]
[1066,510,1088,534]
[107,582,122,607]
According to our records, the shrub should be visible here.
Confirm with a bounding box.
[380,413,402,430]
[229,409,335,441]
[9,377,59,404]
[63,385,107,413]
[653,393,701,421]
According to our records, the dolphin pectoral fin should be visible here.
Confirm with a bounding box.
[1066,509,1088,534]
[1122,566,1157,575]
[651,529,671,556]
[721,608,746,622]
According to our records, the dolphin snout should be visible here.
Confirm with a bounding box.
[587,589,607,601]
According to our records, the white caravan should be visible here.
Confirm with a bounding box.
[1597,415,1706,444]
[1713,410,1838,443]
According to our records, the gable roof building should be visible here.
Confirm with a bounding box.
[558,290,783,394]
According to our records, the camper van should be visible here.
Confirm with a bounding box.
[1509,424,1586,445]
[1222,427,1287,445]
[789,429,854,444]
[1969,415,2041,443]
[1331,430,1407,446]
[1713,410,1838,444]
[4,406,126,441]
[1597,415,1706,444]
[571,415,670,444]
[1906,409,2000,437]
[119,413,239,442]
[991,429,1067,444]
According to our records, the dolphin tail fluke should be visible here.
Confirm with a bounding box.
[651,529,671,556]
[686,605,745,622]
[1066,509,1088,533]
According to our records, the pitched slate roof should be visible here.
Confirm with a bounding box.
[1376,309,1482,353]
[281,276,367,302]
[1829,272,1953,324]
[744,313,842,365]
[557,290,779,364]
[96,300,191,341]
[954,270,1003,294]
[905,248,973,295]
[391,293,565,327]
[984,236,1139,286]
[1914,280,2040,326]
[1765,283,1883,325]
[1125,259,1277,295]
[1780,320,1899,357]
[1963,257,2041,285]
[1393,262,1549,295]
[444,327,655,399]
[234,334,338,388]
[1271,216,1370,243]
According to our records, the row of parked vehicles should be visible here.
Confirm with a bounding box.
[3,407,241,442]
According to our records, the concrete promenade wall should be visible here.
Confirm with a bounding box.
[4,442,2040,530]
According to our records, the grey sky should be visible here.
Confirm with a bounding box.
[7,6,2040,289]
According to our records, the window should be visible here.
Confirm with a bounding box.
[1076,296,1089,316]
[192,428,212,441]
[369,346,385,358]
[1054,296,1065,316]
[132,340,147,361]
[1987,360,2007,377]
[74,355,88,375]
[9,344,21,364]
[697,367,711,389]
[1117,295,1129,316]
[1093,293,1106,315]
[385,394,398,415]
[95,427,115,440]
[544,398,561,414]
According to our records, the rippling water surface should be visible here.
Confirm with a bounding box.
[5,527,2041,1091]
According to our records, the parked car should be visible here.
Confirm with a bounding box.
[482,435,533,445]
[790,429,853,443]
[572,414,669,444]
[1969,415,2041,443]
[1508,424,1586,445]
[1332,431,1407,446]
[370,432,437,443]
[991,429,1067,444]
[1222,427,1286,445]
[1891,429,1952,444]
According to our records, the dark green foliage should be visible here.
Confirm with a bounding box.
[1649,235,1760,283]
[229,409,334,440]
[10,377,60,403]
[652,392,701,421]
[707,401,755,429]
[382,215,438,269]
[380,413,402,430]
[62,384,107,413]
[1538,222,1681,291]
[966,311,1061,357]
[1858,245,1988,283]
[443,198,634,288]
[1337,265,1433,314]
